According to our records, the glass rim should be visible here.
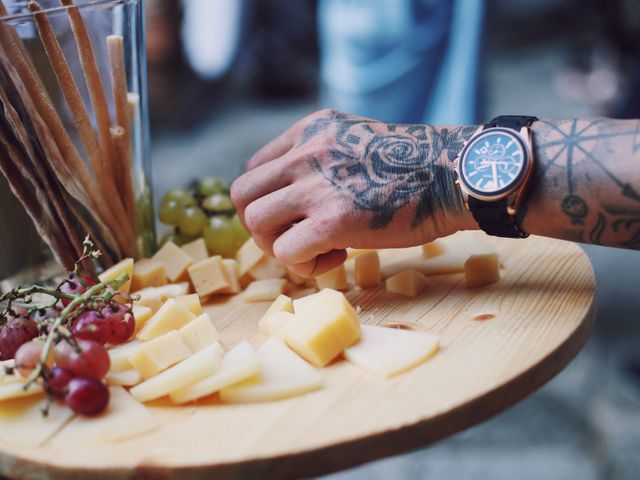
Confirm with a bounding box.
[0,0,137,22]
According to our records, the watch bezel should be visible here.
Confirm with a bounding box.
[456,127,532,202]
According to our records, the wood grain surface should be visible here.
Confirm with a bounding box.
[0,233,596,480]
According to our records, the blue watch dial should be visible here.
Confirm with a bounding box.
[461,130,527,195]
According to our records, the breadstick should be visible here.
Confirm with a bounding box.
[110,125,137,236]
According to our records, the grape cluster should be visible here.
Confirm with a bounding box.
[0,243,134,417]
[158,176,250,257]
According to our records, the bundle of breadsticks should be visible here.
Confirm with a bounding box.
[0,0,142,270]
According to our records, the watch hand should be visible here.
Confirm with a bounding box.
[491,161,498,186]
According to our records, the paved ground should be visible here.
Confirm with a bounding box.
[151,28,640,480]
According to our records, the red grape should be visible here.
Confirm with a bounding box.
[101,303,135,344]
[14,340,53,377]
[54,339,110,379]
[0,318,39,361]
[31,307,60,323]
[65,377,109,415]
[71,311,110,344]
[58,276,95,307]
[45,367,74,399]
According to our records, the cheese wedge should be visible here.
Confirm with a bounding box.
[259,311,296,339]
[181,238,209,263]
[99,258,134,293]
[314,264,348,291]
[129,331,191,379]
[52,387,158,445]
[134,283,190,313]
[108,340,141,372]
[385,270,429,296]
[188,256,230,298]
[236,238,266,276]
[0,381,44,401]
[464,253,500,288]
[132,305,153,334]
[170,341,260,404]
[344,324,439,377]
[175,293,203,316]
[152,241,193,282]
[106,369,143,387]
[243,278,288,302]
[179,313,219,353]
[221,338,322,403]
[131,258,166,292]
[249,256,287,280]
[220,259,241,294]
[0,395,73,446]
[137,298,196,341]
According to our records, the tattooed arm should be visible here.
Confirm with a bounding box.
[230,110,640,276]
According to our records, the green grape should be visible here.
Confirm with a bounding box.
[202,194,234,214]
[178,206,207,237]
[198,176,228,196]
[158,199,183,226]
[230,214,250,248]
[158,233,177,248]
[176,232,200,246]
[203,216,236,257]
[162,188,195,207]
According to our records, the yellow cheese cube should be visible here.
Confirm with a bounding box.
[151,241,193,282]
[179,313,219,353]
[106,369,143,387]
[282,288,361,367]
[134,283,190,313]
[261,294,293,319]
[385,270,429,296]
[220,259,241,294]
[315,264,348,291]
[236,238,266,276]
[188,256,230,298]
[243,279,288,302]
[346,248,375,259]
[136,298,196,341]
[131,305,153,334]
[130,258,166,292]
[99,258,134,293]
[181,238,209,263]
[108,340,141,372]
[129,330,191,379]
[464,253,500,288]
[258,311,296,339]
[422,240,445,258]
[354,251,381,288]
[175,294,202,316]
[130,343,224,403]
[249,256,287,280]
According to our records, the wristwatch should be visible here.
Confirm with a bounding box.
[453,115,538,238]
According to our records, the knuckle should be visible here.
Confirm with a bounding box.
[242,202,262,233]
[229,177,247,208]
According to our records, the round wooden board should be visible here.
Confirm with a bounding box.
[0,233,595,480]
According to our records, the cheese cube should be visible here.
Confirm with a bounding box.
[130,343,224,403]
[282,289,361,367]
[181,238,209,263]
[220,259,241,294]
[108,340,141,372]
[106,369,143,387]
[243,279,288,302]
[422,240,445,258]
[289,286,318,300]
[170,341,261,404]
[258,311,295,339]
[131,258,166,292]
[220,338,322,403]
[354,251,381,288]
[137,298,196,341]
[188,256,230,298]
[236,238,265,276]
[346,248,376,259]
[249,256,287,280]
[386,270,429,296]
[179,313,219,353]
[135,283,190,313]
[315,264,348,291]
[152,241,193,282]
[464,253,500,288]
[99,258,134,293]
[344,325,439,377]
[131,305,152,334]
[129,331,191,379]
[261,294,293,320]
[175,294,202,316]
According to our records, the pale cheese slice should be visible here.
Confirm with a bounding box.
[0,381,44,401]
[344,324,439,378]
[130,343,224,403]
[108,340,141,372]
[134,282,190,313]
[258,311,296,339]
[0,395,73,446]
[175,293,203,316]
[220,338,322,403]
[52,387,158,445]
[170,341,260,404]
[243,279,288,302]
[132,305,153,334]
[99,258,134,293]
[181,238,209,263]
[137,298,196,341]
[314,264,348,291]
[179,313,219,353]
[249,256,287,280]
[106,369,143,387]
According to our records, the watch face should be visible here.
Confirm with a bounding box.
[459,128,529,197]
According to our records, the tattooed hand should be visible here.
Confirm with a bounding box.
[230,109,477,276]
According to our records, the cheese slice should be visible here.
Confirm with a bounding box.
[151,241,193,282]
[354,251,381,288]
[236,238,266,276]
[179,313,219,353]
[464,253,500,288]
[314,264,348,291]
[99,258,134,293]
[258,311,296,339]
[249,256,287,280]
[243,279,288,302]
[134,283,190,313]
[220,338,322,403]
[220,259,241,294]
[130,343,224,403]
[188,256,230,298]
[385,270,429,296]
[0,395,73,446]
[0,381,44,401]
[175,294,203,316]
[137,298,196,341]
[130,258,166,292]
[129,331,191,379]
[344,324,439,377]
[170,341,260,404]
[106,369,143,387]
[52,387,158,445]
[132,305,153,334]
[181,238,209,263]
[108,340,141,372]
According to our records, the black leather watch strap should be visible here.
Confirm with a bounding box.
[468,115,538,239]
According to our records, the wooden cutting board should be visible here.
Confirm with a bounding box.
[0,233,595,480]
